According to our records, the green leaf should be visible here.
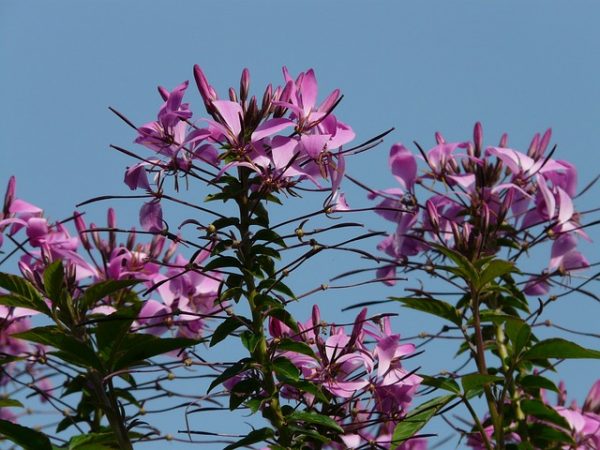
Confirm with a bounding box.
[505,318,532,355]
[522,338,600,360]
[433,244,479,283]
[79,279,139,312]
[392,297,461,326]
[273,356,300,382]
[229,378,260,410]
[287,411,344,433]
[461,373,503,394]
[276,339,317,359]
[252,229,286,247]
[204,256,242,271]
[43,260,65,305]
[112,334,197,370]
[95,303,142,363]
[283,379,329,403]
[0,399,23,408]
[267,308,299,333]
[68,432,119,449]
[13,326,102,370]
[527,423,574,446]
[392,395,454,443]
[258,279,295,299]
[208,359,251,393]
[240,331,260,353]
[420,375,461,394]
[223,428,274,450]
[0,419,52,450]
[519,375,559,393]
[521,399,570,429]
[0,272,50,315]
[210,316,249,347]
[477,259,516,290]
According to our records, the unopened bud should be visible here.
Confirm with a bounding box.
[473,122,483,157]
[74,212,91,250]
[3,176,16,215]
[126,227,136,250]
[261,83,273,118]
[426,199,439,231]
[240,68,250,103]
[150,234,165,258]
[498,133,508,148]
[527,133,540,158]
[107,208,117,250]
[228,87,238,103]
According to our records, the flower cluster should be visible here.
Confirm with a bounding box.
[248,306,425,449]
[371,124,590,295]
[0,177,222,339]
[124,66,355,231]
[467,380,600,449]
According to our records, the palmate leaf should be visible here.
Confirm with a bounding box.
[0,419,52,450]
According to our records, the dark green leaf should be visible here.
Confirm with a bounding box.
[13,326,102,370]
[392,297,461,326]
[208,359,251,393]
[68,432,119,449]
[523,338,600,360]
[204,256,242,271]
[273,357,300,382]
[252,229,286,247]
[420,375,461,394]
[478,260,515,290]
[112,334,197,370]
[287,411,344,433]
[521,399,570,429]
[267,308,299,333]
[43,260,65,305]
[276,339,317,359]
[0,399,22,408]
[223,427,274,450]
[0,272,50,315]
[0,419,52,450]
[392,395,454,443]
[461,373,503,393]
[210,316,249,347]
[519,375,559,393]
[433,245,479,283]
[79,279,139,312]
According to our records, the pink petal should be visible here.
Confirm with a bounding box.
[212,100,243,136]
[140,201,163,232]
[389,143,417,191]
[251,118,294,142]
[300,69,318,114]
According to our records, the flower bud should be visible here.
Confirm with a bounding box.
[435,132,446,145]
[3,176,16,216]
[527,132,540,158]
[498,133,508,148]
[583,380,600,413]
[260,83,273,118]
[126,227,136,250]
[228,87,237,103]
[473,122,483,157]
[426,199,439,231]
[240,68,250,103]
[107,208,117,251]
[74,212,91,250]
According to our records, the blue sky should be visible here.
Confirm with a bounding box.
[1,1,600,448]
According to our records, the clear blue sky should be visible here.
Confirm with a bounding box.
[1,1,600,448]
